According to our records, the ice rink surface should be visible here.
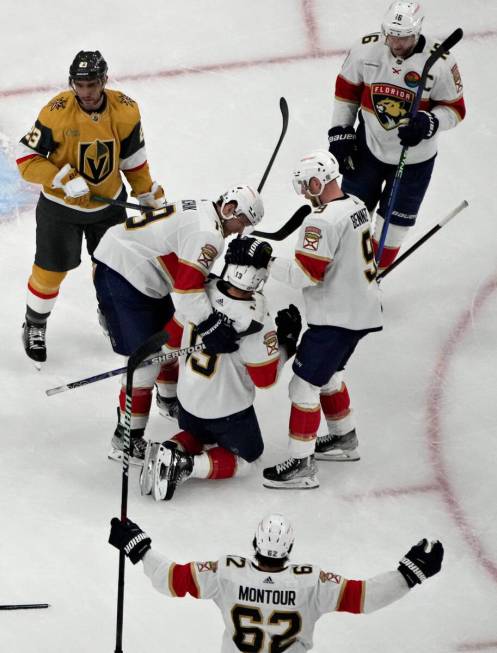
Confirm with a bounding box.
[1,1,496,651]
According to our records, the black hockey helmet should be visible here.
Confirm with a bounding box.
[69,50,108,83]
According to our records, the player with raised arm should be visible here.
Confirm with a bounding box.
[226,151,382,489]
[17,50,166,366]
[93,186,265,464]
[328,2,466,270]
[139,255,302,500]
[109,513,444,652]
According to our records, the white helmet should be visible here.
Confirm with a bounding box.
[292,150,340,197]
[254,514,295,559]
[382,2,424,38]
[219,185,264,227]
[226,263,268,292]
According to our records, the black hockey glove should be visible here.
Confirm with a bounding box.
[398,538,444,588]
[225,237,273,269]
[327,125,357,173]
[276,304,302,357]
[398,111,439,147]
[109,517,151,564]
[196,312,239,355]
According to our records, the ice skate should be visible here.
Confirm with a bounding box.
[108,420,148,466]
[152,442,193,501]
[22,320,47,369]
[314,429,360,461]
[263,456,319,490]
[155,390,179,420]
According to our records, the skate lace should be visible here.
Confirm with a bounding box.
[28,325,46,349]
[275,458,296,474]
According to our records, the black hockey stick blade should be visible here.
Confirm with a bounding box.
[440,27,463,52]
[257,97,289,193]
[0,603,50,610]
[253,205,311,241]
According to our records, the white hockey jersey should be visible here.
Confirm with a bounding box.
[332,33,466,165]
[168,278,280,419]
[143,549,409,652]
[270,195,382,331]
[94,198,224,325]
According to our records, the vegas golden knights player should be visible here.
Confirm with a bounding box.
[17,50,165,366]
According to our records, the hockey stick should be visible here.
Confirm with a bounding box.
[45,322,262,396]
[252,205,311,241]
[92,98,288,214]
[375,27,464,264]
[114,330,169,653]
[91,195,150,212]
[257,97,289,193]
[0,603,49,610]
[377,200,468,280]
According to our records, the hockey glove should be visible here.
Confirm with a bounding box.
[109,517,151,564]
[196,312,239,355]
[225,237,273,269]
[276,304,302,357]
[52,163,91,207]
[398,538,444,588]
[327,125,357,173]
[133,181,166,209]
[398,111,439,147]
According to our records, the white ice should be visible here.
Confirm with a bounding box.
[1,1,496,651]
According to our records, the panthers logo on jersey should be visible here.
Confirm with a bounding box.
[79,139,115,184]
[371,83,415,130]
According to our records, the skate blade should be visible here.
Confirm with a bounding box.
[314,450,360,462]
[32,360,43,371]
[262,477,320,490]
[140,443,161,495]
[152,446,174,501]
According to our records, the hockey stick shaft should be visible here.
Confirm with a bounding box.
[377,200,468,280]
[375,27,464,264]
[114,331,169,653]
[45,342,204,396]
[252,205,311,241]
[0,604,49,610]
[45,320,263,396]
[91,194,149,212]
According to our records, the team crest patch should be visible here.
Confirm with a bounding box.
[319,571,341,584]
[196,561,217,573]
[371,83,415,130]
[264,330,278,356]
[197,244,218,269]
[49,97,67,111]
[404,71,421,88]
[451,64,463,93]
[118,93,135,106]
[79,139,115,184]
[303,226,322,251]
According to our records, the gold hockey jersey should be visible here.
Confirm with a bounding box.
[17,89,154,212]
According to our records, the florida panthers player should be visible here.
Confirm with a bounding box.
[328,1,466,271]
[93,186,264,463]
[109,513,444,652]
[139,257,302,500]
[226,151,382,489]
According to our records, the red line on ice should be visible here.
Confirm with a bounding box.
[427,273,497,583]
[0,28,494,100]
